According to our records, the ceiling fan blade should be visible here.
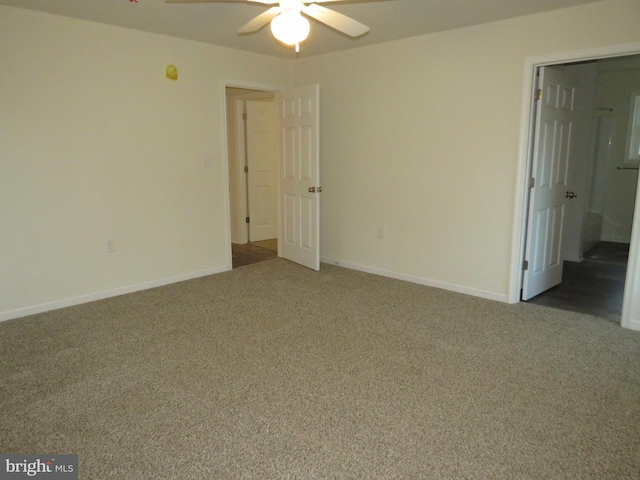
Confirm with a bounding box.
[301,4,369,37]
[165,0,278,4]
[238,6,282,34]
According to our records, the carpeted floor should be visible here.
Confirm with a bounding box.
[1,259,639,479]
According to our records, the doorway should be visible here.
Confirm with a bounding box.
[520,54,640,325]
[225,87,279,268]
[225,83,322,272]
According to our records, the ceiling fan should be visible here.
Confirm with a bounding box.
[165,0,371,52]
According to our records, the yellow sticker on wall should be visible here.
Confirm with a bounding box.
[166,65,178,81]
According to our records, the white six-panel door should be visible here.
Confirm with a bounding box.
[246,100,278,242]
[277,84,320,271]
[522,67,579,300]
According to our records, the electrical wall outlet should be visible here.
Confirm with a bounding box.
[377,227,386,239]
[106,239,116,253]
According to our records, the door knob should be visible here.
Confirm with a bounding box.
[565,191,577,199]
[308,187,316,193]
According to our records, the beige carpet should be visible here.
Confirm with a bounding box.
[1,259,639,479]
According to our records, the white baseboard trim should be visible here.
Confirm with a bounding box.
[0,265,230,323]
[320,257,509,303]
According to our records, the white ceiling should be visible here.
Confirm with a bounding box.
[0,0,604,58]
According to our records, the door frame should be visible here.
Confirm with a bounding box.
[510,42,640,331]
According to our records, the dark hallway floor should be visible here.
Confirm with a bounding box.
[232,240,277,268]
[526,242,629,323]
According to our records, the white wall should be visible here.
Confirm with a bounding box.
[292,0,640,301]
[0,6,290,320]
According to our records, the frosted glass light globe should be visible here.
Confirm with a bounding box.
[271,11,310,46]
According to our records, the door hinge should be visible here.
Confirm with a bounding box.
[529,177,535,189]
[244,165,248,173]
[242,112,247,121]
[523,260,529,271]
[534,88,542,101]
[245,217,250,224]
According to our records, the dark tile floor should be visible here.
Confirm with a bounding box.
[526,242,629,323]
[232,242,277,268]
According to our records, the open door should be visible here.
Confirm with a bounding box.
[277,84,320,271]
[522,67,579,300]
